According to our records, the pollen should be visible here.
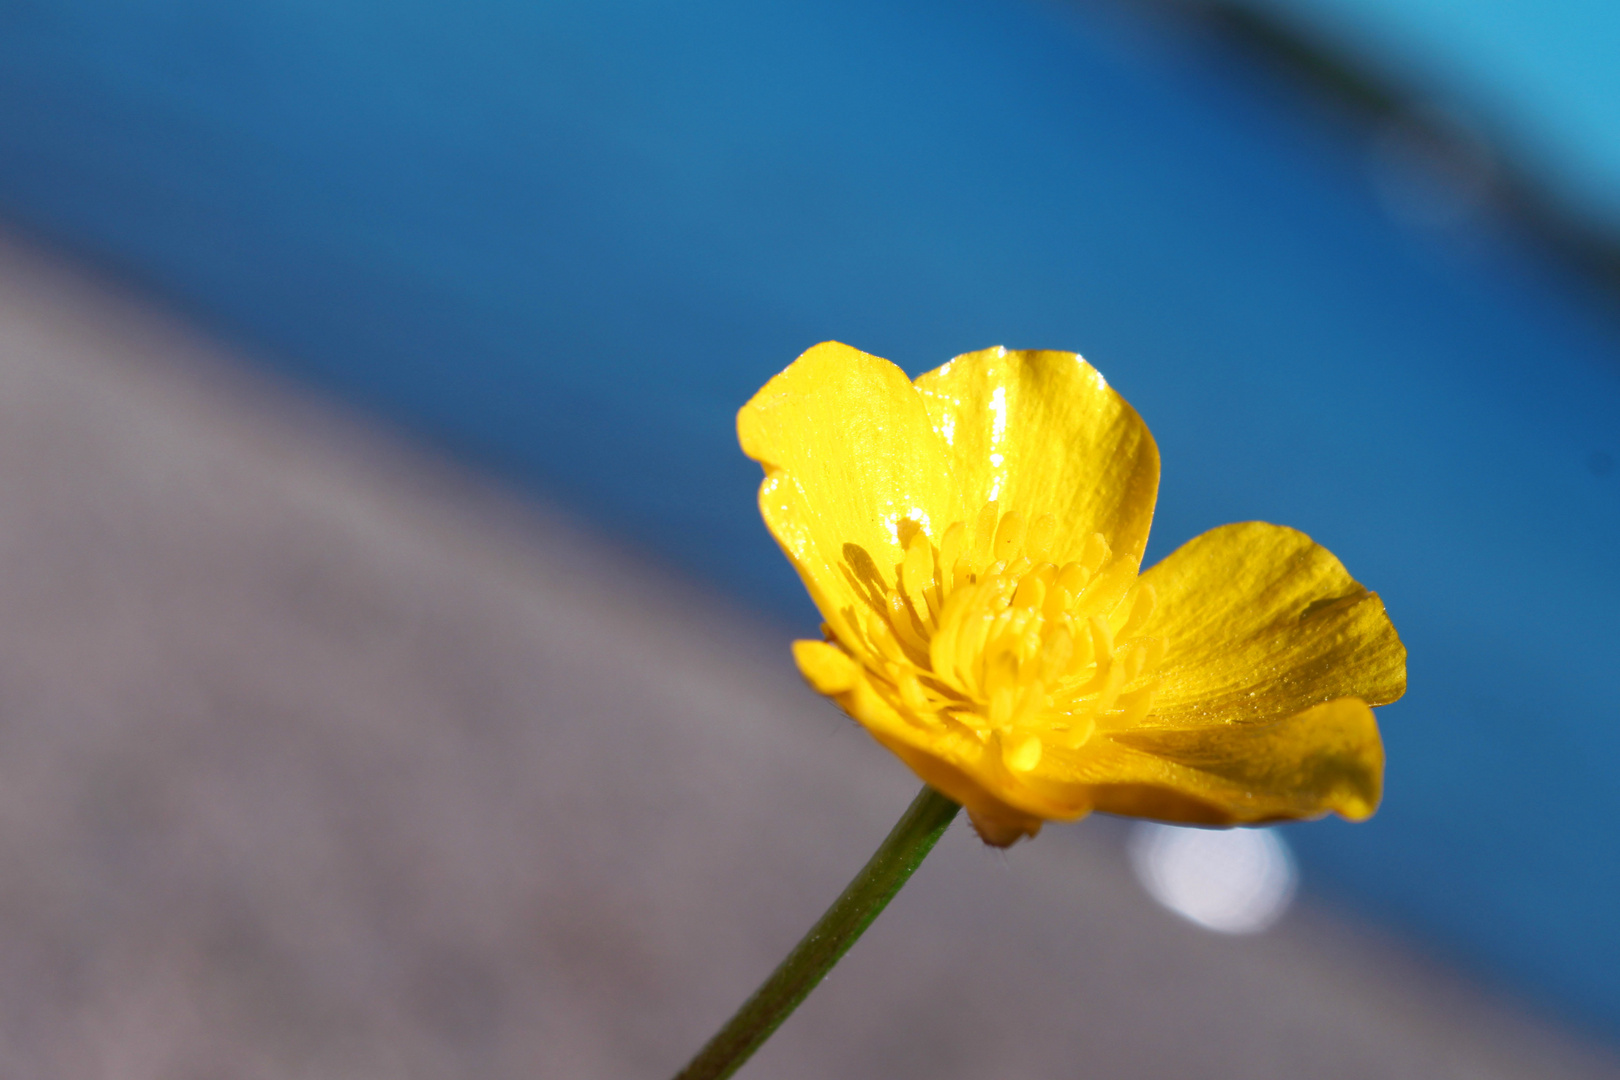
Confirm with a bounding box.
[853,502,1165,771]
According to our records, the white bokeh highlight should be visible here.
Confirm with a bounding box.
[1127,822,1299,935]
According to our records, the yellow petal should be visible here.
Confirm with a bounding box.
[879,734,1054,847]
[913,347,1160,566]
[792,639,859,694]
[739,343,958,649]
[1139,522,1406,728]
[818,661,1081,846]
[1082,698,1384,824]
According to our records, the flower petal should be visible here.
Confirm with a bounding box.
[1084,698,1384,823]
[740,343,958,643]
[1139,522,1406,728]
[913,348,1160,565]
[791,639,859,694]
[794,644,1079,845]
[875,731,1054,847]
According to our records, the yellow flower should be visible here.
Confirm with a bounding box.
[740,342,1406,846]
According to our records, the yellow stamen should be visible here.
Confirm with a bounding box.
[1080,532,1111,572]
[1026,513,1057,562]
[993,511,1026,562]
[1120,582,1157,637]
[901,530,935,624]
[938,521,966,597]
[971,502,999,565]
[844,501,1165,777]
[1003,732,1043,772]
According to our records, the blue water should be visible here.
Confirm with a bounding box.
[1,0,1617,1038]
[1242,0,1620,230]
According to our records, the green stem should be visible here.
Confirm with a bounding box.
[672,784,961,1080]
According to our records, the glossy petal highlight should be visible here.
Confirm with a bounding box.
[915,348,1159,566]
[740,342,958,640]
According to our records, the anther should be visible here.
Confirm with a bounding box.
[988,685,1017,730]
[1015,649,1044,688]
[1026,513,1057,562]
[1057,561,1090,595]
[1003,732,1043,772]
[1122,644,1146,683]
[864,612,907,664]
[1052,716,1096,750]
[901,531,936,624]
[938,521,966,595]
[1088,615,1116,664]
[1012,574,1044,610]
[1119,582,1156,638]
[984,648,1019,698]
[951,609,988,673]
[898,672,933,717]
[1067,624,1096,671]
[971,502,1000,566]
[993,511,1026,562]
[1080,532,1111,573]
[887,591,929,652]
[1040,626,1074,680]
[1094,660,1126,713]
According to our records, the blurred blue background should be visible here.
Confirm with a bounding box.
[1226,0,1620,231]
[1,0,1616,1044]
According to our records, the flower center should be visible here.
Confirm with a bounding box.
[853,502,1163,774]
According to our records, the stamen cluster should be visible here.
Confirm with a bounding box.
[852,503,1163,773]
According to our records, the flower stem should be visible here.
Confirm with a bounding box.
[671,784,961,1080]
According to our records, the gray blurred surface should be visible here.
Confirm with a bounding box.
[0,233,1613,1080]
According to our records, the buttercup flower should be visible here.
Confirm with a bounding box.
[740,342,1406,846]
